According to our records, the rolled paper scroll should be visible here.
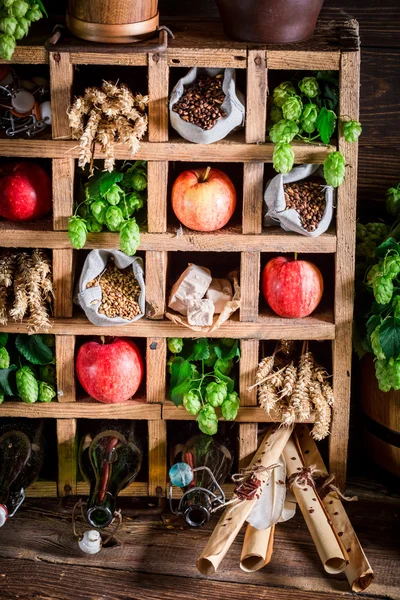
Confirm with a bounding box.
[282,436,348,575]
[240,524,275,572]
[296,424,374,592]
[197,424,293,575]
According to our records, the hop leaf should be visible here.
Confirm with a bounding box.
[0,347,10,369]
[269,119,299,144]
[298,76,320,98]
[38,381,56,403]
[205,381,227,407]
[272,81,296,108]
[168,338,183,354]
[16,366,38,403]
[183,390,201,415]
[323,151,346,188]
[273,143,295,175]
[119,218,140,256]
[282,95,303,121]
[343,120,362,143]
[316,107,337,144]
[68,216,87,249]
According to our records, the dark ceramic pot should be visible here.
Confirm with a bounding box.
[215,0,324,44]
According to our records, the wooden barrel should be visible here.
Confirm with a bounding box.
[359,355,400,478]
[67,0,159,43]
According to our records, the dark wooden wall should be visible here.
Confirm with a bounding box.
[159,0,400,209]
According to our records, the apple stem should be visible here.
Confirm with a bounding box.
[100,336,105,345]
[294,252,298,261]
[201,166,211,183]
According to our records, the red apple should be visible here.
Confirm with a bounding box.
[171,166,236,231]
[76,338,144,404]
[262,256,324,318]
[0,162,52,221]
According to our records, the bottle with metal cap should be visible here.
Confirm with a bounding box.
[169,433,233,527]
[0,419,44,527]
[78,421,142,529]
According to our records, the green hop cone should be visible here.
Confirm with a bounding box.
[221,338,236,348]
[86,216,103,233]
[385,184,400,217]
[125,192,144,213]
[204,348,217,368]
[77,203,90,219]
[221,392,240,421]
[323,151,346,188]
[39,364,56,386]
[0,33,16,60]
[375,359,391,392]
[38,381,56,403]
[298,77,320,98]
[10,1,29,18]
[131,172,147,192]
[3,0,15,7]
[25,3,42,21]
[205,381,228,408]
[282,95,303,121]
[0,347,10,369]
[120,219,140,256]
[364,222,390,242]
[270,105,283,123]
[105,184,123,206]
[168,338,183,354]
[390,357,400,390]
[68,216,87,250]
[356,223,367,242]
[393,295,400,320]
[355,240,376,259]
[370,326,385,360]
[383,255,400,279]
[0,389,4,404]
[273,143,295,175]
[183,390,201,415]
[374,275,393,305]
[16,366,38,404]
[15,16,30,38]
[105,206,124,232]
[214,358,233,376]
[301,103,319,134]
[269,119,299,144]
[41,334,55,348]
[0,17,17,36]
[197,404,218,436]
[343,120,362,143]
[91,199,108,224]
[272,82,296,108]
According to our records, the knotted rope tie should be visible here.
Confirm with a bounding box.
[288,466,358,502]
[316,474,358,502]
[231,462,281,483]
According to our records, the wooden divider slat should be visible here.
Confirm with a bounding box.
[53,249,74,318]
[239,339,259,406]
[240,252,260,322]
[148,420,167,496]
[56,419,77,496]
[145,251,167,320]
[148,51,169,142]
[52,158,75,231]
[147,161,168,232]
[146,337,167,403]
[238,423,258,470]
[246,49,267,144]
[49,52,73,140]
[242,163,264,234]
[55,336,76,404]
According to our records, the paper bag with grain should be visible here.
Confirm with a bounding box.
[283,436,349,574]
[197,424,293,575]
[296,424,374,592]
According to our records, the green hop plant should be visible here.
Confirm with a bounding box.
[105,206,124,232]
[370,326,385,360]
[221,338,236,348]
[39,365,56,386]
[68,216,87,250]
[77,203,90,219]
[214,358,233,376]
[14,17,29,40]
[119,219,140,256]
[269,119,299,144]
[0,390,4,404]
[168,338,183,354]
[221,392,240,421]
[385,183,400,217]
[25,3,42,21]
[272,82,296,108]
[323,151,346,188]
[16,366,38,403]
[374,275,393,305]
[393,295,400,320]
[0,17,17,35]
[364,222,390,242]
[270,105,283,123]
[183,390,201,415]
[356,223,367,242]
[125,192,144,213]
[273,143,295,175]
[0,33,16,60]
[105,184,123,206]
[205,381,228,407]
[197,404,218,436]
[382,255,400,279]
[282,95,303,121]
[38,381,56,403]
[301,103,319,133]
[10,1,29,18]
[91,199,108,224]
[0,347,10,369]
[343,120,362,143]
[131,172,147,192]
[86,216,103,233]
[298,76,320,98]
[375,359,391,392]
[355,241,377,259]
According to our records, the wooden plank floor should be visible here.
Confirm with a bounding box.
[0,475,398,600]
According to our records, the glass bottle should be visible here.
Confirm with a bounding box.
[0,419,44,527]
[78,421,142,529]
[170,433,233,527]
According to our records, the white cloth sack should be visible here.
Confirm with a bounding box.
[263,164,334,237]
[169,67,245,144]
[76,249,145,326]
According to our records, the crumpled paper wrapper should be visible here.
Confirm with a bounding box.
[165,271,241,333]
[240,524,275,572]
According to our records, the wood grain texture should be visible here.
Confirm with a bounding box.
[24,481,57,497]
[56,419,77,496]
[145,251,167,319]
[49,52,73,140]
[162,403,315,423]
[77,481,149,496]
[148,51,169,142]
[148,420,167,496]
[146,337,167,403]
[238,423,258,469]
[246,49,267,143]
[68,0,158,23]
[266,50,340,70]
[330,51,360,489]
[242,163,264,234]
[52,249,74,318]
[239,339,259,406]
[52,158,75,231]
[147,161,168,232]
[0,401,161,419]
[240,252,260,322]
[55,335,76,404]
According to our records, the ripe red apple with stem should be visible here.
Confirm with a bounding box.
[76,337,144,404]
[171,166,236,231]
[262,254,324,318]
[0,162,52,221]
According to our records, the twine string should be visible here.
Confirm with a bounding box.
[287,466,358,502]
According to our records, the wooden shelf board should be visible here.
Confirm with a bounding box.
[0,311,335,339]
[25,480,58,498]
[77,481,149,497]
[0,401,161,420]
[0,224,337,253]
[162,402,315,422]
